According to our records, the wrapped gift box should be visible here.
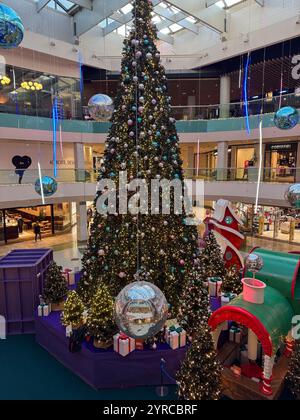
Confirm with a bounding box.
[38,304,51,317]
[229,326,242,344]
[113,333,135,357]
[165,325,186,350]
[135,339,144,351]
[66,325,72,338]
[208,277,222,297]
[221,292,237,306]
[210,296,221,312]
[63,269,75,286]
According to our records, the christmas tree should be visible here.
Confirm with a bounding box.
[61,290,85,328]
[77,0,200,312]
[86,283,116,345]
[221,265,243,295]
[178,268,211,337]
[286,340,300,399]
[43,262,68,304]
[177,326,222,400]
[200,231,226,279]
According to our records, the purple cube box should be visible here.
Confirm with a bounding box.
[0,249,53,334]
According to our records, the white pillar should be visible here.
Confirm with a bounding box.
[74,143,85,182]
[220,75,231,119]
[248,329,258,361]
[76,201,88,242]
[187,145,194,178]
[217,142,228,181]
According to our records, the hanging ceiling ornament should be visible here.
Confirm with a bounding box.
[274,106,299,130]
[21,81,43,91]
[285,184,300,209]
[34,176,58,198]
[114,279,169,340]
[244,254,264,278]
[0,3,24,49]
[88,94,114,121]
[0,74,10,85]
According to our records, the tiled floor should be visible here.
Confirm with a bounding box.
[1,227,299,270]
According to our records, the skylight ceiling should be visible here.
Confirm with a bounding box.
[36,0,262,45]
[98,1,200,43]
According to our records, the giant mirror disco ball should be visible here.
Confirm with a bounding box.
[285,184,300,209]
[274,106,299,130]
[114,281,169,340]
[35,176,58,197]
[0,3,24,49]
[88,94,114,122]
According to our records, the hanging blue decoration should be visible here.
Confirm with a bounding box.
[0,3,24,49]
[35,176,58,197]
[274,106,299,130]
[243,53,251,135]
[52,97,59,178]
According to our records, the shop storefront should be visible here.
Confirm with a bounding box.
[0,203,72,244]
[233,146,256,180]
[235,202,300,244]
[264,142,297,183]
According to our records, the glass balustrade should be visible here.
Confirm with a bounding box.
[1,93,299,122]
[0,167,298,186]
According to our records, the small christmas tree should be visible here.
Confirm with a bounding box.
[286,340,300,399]
[178,268,211,337]
[61,290,85,328]
[201,231,226,279]
[43,262,68,305]
[86,283,116,346]
[221,265,243,295]
[177,326,222,400]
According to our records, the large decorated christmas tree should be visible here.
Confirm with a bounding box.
[77,0,201,312]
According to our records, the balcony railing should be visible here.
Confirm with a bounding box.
[0,92,299,122]
[0,167,298,186]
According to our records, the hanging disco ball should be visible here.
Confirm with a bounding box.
[244,253,264,276]
[88,94,114,122]
[274,106,299,130]
[0,3,24,49]
[114,281,169,340]
[35,176,58,197]
[285,184,300,209]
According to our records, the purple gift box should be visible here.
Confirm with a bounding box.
[210,296,221,312]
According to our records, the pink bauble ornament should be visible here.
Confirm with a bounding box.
[128,119,134,126]
[180,259,185,266]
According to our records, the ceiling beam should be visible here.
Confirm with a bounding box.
[74,0,131,36]
[205,0,222,6]
[255,0,264,6]
[37,0,92,13]
[154,5,199,34]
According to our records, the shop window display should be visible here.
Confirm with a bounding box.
[264,143,297,183]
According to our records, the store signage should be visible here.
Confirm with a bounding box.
[269,144,292,151]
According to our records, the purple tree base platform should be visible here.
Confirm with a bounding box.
[35,312,186,390]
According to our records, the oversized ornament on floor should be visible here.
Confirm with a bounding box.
[244,253,263,277]
[0,3,24,49]
[274,106,299,130]
[88,94,114,122]
[35,176,58,197]
[285,184,300,209]
[114,281,169,340]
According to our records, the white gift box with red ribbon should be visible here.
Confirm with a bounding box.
[113,333,135,357]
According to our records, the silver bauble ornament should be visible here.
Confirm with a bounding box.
[114,281,168,340]
[285,184,300,209]
[88,94,114,122]
[244,253,264,276]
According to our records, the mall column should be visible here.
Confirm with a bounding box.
[217,142,228,181]
[220,75,231,119]
[76,201,88,243]
[74,143,85,182]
